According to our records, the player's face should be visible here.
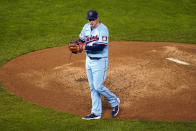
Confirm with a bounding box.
[88,17,99,29]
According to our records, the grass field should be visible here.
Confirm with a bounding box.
[0,0,196,130]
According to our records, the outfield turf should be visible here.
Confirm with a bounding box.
[0,0,196,130]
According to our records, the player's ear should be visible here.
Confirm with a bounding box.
[96,17,99,22]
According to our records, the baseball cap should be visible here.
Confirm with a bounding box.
[86,10,98,21]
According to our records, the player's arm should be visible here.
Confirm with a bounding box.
[78,39,85,43]
[84,43,106,51]
[78,24,87,44]
[84,31,108,51]
[77,39,106,51]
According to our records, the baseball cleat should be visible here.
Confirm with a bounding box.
[82,113,101,120]
[112,98,120,117]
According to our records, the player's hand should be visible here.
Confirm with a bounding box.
[82,43,86,50]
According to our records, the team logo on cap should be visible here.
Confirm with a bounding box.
[89,12,93,16]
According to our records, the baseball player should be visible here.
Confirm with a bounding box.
[69,10,120,120]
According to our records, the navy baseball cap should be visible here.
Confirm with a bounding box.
[86,10,98,20]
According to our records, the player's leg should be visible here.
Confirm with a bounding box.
[86,68,102,117]
[92,58,119,108]
[82,57,102,120]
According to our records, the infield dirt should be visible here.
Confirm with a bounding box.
[0,41,196,121]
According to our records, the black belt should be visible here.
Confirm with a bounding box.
[89,57,101,60]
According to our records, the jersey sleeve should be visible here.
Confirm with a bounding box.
[79,25,86,41]
[98,26,109,45]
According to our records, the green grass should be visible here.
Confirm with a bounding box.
[1,85,196,131]
[0,0,196,130]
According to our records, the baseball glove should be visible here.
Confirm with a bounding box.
[68,40,84,54]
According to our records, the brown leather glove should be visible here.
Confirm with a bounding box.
[68,40,84,54]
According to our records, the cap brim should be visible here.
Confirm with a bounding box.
[86,17,97,20]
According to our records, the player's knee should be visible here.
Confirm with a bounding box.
[94,85,103,93]
[90,87,95,92]
[89,84,94,91]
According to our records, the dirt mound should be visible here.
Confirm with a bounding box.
[0,41,196,121]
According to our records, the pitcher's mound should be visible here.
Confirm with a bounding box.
[0,41,196,121]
